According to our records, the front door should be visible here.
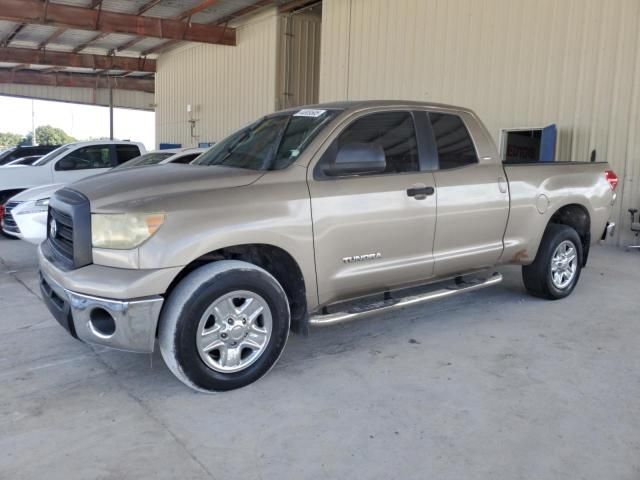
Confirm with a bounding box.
[52,144,114,183]
[308,111,437,306]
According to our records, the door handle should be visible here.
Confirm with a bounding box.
[407,186,435,198]
[498,176,508,194]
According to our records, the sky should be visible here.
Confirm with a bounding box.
[0,95,155,150]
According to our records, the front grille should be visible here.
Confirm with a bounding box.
[1,201,22,234]
[43,188,92,270]
[48,207,74,262]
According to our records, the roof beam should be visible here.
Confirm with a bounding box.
[137,0,163,15]
[115,36,144,53]
[118,0,224,54]
[278,0,321,13]
[175,0,222,20]
[0,46,156,72]
[1,22,25,47]
[141,0,273,56]
[38,27,66,50]
[0,68,154,93]
[0,0,236,46]
[39,1,103,52]
[215,0,274,24]
[73,32,108,53]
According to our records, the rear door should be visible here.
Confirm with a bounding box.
[114,144,143,165]
[428,111,510,276]
[308,110,438,305]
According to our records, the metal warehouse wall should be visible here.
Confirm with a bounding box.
[276,10,322,110]
[320,0,640,245]
[0,85,154,110]
[155,8,280,147]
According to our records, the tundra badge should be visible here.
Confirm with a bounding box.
[342,252,382,264]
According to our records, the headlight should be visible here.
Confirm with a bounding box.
[91,213,165,249]
[15,198,50,215]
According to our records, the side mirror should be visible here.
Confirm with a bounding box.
[56,157,75,171]
[327,142,386,176]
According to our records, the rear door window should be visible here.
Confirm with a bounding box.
[115,144,142,165]
[429,113,479,170]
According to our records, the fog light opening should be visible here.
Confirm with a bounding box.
[89,308,116,338]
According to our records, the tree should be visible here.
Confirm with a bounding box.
[0,132,23,148]
[22,125,76,146]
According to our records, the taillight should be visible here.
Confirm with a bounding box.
[0,204,4,221]
[605,170,618,191]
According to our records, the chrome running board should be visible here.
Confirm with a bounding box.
[309,272,503,327]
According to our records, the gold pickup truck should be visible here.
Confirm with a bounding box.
[38,101,618,392]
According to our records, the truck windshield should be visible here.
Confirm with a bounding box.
[33,145,71,166]
[193,109,341,171]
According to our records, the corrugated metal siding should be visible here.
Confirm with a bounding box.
[155,8,279,147]
[0,84,154,110]
[320,0,640,245]
[276,10,322,110]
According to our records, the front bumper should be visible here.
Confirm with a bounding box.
[40,266,164,353]
[10,207,47,245]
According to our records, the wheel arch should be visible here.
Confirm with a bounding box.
[163,243,309,335]
[545,203,591,266]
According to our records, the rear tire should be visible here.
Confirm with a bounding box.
[522,224,583,300]
[158,260,290,392]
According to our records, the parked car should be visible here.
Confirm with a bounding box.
[0,144,60,166]
[3,155,43,166]
[117,147,206,169]
[38,101,617,392]
[0,140,145,206]
[2,148,205,243]
[1,184,64,243]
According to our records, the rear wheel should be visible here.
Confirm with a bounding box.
[159,260,290,392]
[522,224,583,300]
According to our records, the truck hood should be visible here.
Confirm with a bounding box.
[67,164,264,210]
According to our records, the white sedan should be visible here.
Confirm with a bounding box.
[1,147,207,244]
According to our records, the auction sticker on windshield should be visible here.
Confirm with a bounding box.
[294,109,327,118]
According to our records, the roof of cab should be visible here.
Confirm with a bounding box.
[281,100,475,115]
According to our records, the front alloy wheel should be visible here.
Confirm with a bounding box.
[196,291,272,373]
[159,260,290,392]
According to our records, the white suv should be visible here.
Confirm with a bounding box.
[0,140,146,205]
[2,147,204,243]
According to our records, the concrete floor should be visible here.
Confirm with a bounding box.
[0,237,639,480]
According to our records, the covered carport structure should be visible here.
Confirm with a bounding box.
[0,0,280,128]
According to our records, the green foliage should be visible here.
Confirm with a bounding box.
[0,131,23,148]
[22,125,76,146]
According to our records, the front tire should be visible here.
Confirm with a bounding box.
[158,260,290,392]
[522,224,583,300]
